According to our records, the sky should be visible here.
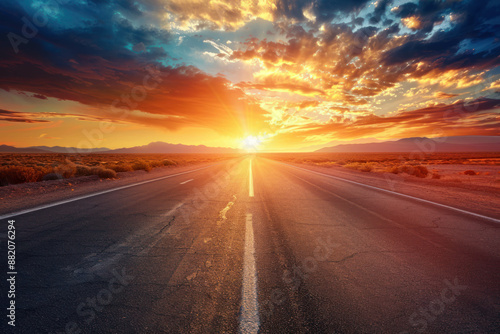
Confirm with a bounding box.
[0,0,499,151]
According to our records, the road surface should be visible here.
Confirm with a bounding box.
[1,157,499,333]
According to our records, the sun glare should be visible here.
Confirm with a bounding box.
[241,135,261,151]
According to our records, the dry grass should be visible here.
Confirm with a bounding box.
[0,153,238,186]
[132,160,152,172]
[90,167,117,179]
[261,152,500,180]
[344,162,374,172]
[387,165,429,178]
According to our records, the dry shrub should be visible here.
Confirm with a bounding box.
[162,159,177,166]
[432,173,441,179]
[344,162,373,172]
[97,168,117,179]
[464,170,476,176]
[108,163,133,172]
[386,165,401,174]
[0,166,47,185]
[359,163,373,172]
[54,164,76,178]
[149,160,162,168]
[344,163,360,170]
[132,161,152,172]
[90,166,117,178]
[75,165,93,176]
[387,165,429,178]
[399,165,429,178]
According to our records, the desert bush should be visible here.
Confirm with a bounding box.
[90,167,117,178]
[432,173,441,179]
[387,165,429,178]
[54,164,76,178]
[344,162,373,172]
[464,170,476,176]
[108,163,133,172]
[359,163,373,172]
[132,161,152,172]
[162,159,178,166]
[97,168,117,179]
[387,165,401,174]
[75,165,93,176]
[0,166,47,185]
[90,166,104,175]
[399,165,429,178]
[149,160,163,168]
[344,163,360,170]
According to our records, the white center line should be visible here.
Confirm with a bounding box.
[180,179,194,184]
[239,213,260,334]
[249,160,254,197]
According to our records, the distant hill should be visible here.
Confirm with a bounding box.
[109,141,241,153]
[0,145,109,153]
[316,136,500,153]
[0,145,48,153]
[0,142,240,154]
[30,146,110,153]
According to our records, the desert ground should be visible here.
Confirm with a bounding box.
[0,153,239,185]
[261,152,500,190]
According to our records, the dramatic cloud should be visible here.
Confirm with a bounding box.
[0,109,50,123]
[0,0,499,149]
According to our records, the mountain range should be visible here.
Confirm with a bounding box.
[0,141,240,154]
[1,136,499,153]
[316,136,500,153]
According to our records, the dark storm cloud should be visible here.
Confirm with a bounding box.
[273,0,371,22]
[369,0,392,24]
[383,0,500,71]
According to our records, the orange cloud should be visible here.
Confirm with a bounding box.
[434,92,459,99]
[402,16,422,30]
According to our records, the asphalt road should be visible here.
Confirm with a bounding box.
[1,156,499,333]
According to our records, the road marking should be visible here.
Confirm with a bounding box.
[180,179,194,184]
[0,165,215,220]
[279,162,500,224]
[218,195,237,225]
[249,160,254,197]
[239,213,260,334]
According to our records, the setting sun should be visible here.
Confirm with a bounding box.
[241,135,261,151]
[0,1,499,333]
